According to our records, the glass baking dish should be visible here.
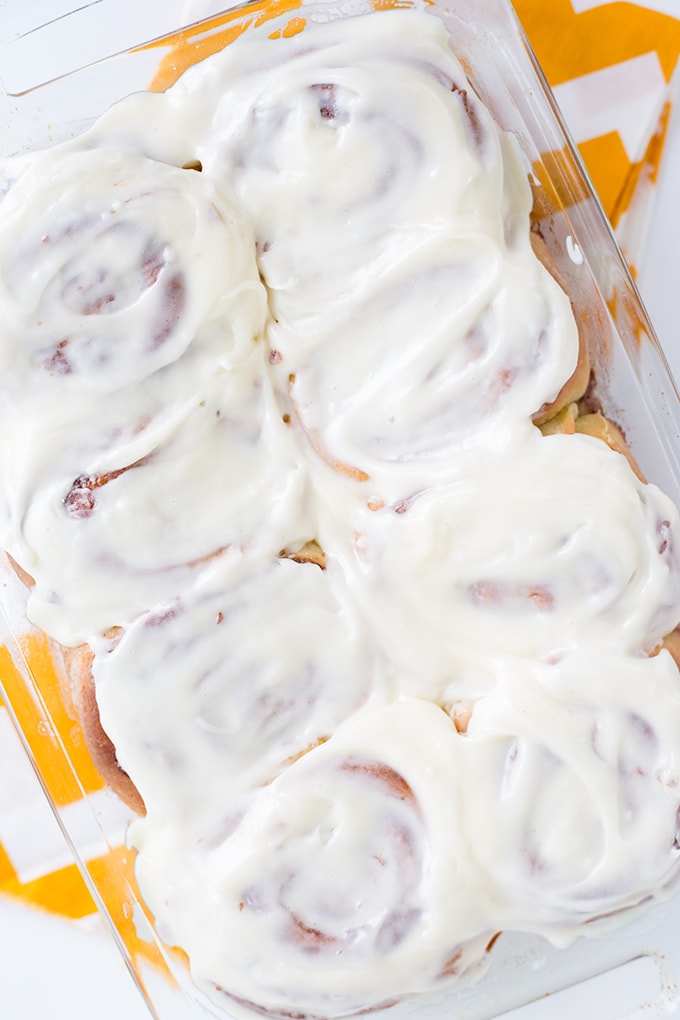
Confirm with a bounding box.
[2,1,680,1017]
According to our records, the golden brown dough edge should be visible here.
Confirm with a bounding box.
[2,553,144,813]
[63,642,146,815]
[530,230,592,427]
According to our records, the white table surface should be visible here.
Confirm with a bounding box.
[1,42,680,1020]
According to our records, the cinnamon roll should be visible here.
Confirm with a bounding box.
[347,430,680,695]
[90,553,386,816]
[188,16,508,330]
[0,145,315,642]
[0,146,265,393]
[130,700,497,1019]
[460,649,680,937]
[284,241,577,493]
[7,356,311,644]
[183,13,580,489]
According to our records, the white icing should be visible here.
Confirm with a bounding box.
[0,147,265,391]
[92,553,391,818]
[131,699,497,1017]
[460,648,680,937]
[343,431,680,697]
[1,8,680,1020]
[183,17,577,490]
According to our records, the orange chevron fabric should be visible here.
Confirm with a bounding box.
[515,0,680,243]
[515,0,680,84]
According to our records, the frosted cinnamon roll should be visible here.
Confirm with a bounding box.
[187,12,510,330]
[130,700,497,1019]
[284,238,576,493]
[90,553,386,817]
[460,649,680,937]
[2,353,312,645]
[0,146,265,394]
[0,143,289,641]
[186,12,578,487]
[346,430,680,693]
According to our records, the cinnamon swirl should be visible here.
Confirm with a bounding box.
[90,553,387,816]
[346,430,680,700]
[0,147,264,392]
[131,700,498,1019]
[460,649,680,937]
[179,13,581,490]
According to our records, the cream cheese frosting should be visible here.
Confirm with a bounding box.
[130,698,498,1018]
[1,6,680,1020]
